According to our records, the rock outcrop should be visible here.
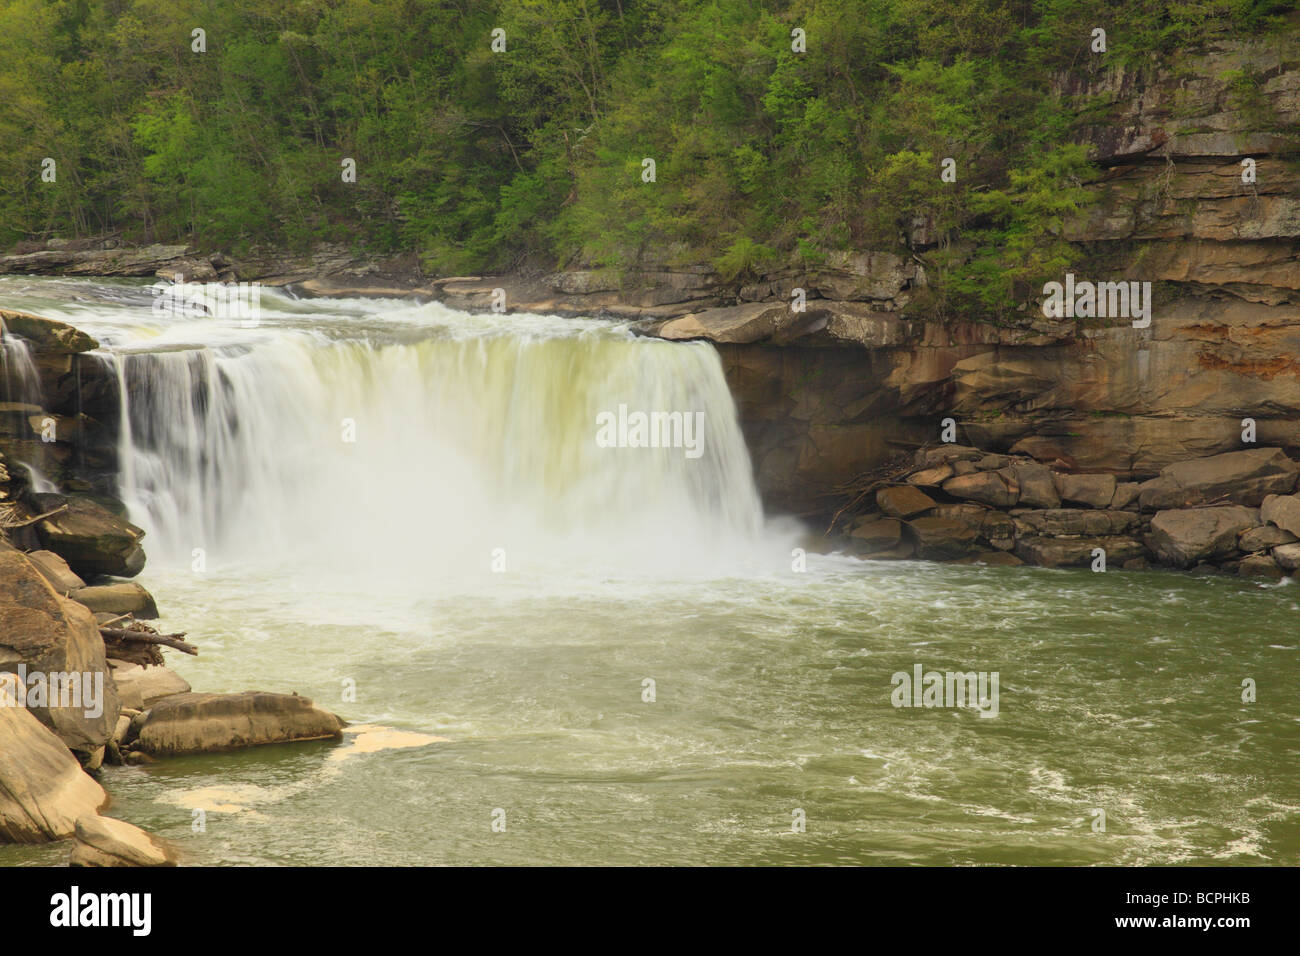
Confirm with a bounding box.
[0,551,119,753]
[0,675,108,843]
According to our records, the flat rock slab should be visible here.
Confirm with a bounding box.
[70,814,177,867]
[1140,447,1299,510]
[134,691,345,757]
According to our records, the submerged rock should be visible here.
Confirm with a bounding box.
[0,675,108,843]
[69,814,177,867]
[132,691,345,757]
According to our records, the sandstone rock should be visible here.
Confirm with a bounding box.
[906,464,953,487]
[976,454,1011,470]
[1011,461,1061,509]
[24,550,85,594]
[71,583,158,620]
[1272,543,1300,572]
[952,551,1025,566]
[1109,482,1143,511]
[1055,473,1117,509]
[1238,525,1298,553]
[951,460,978,476]
[1139,448,1299,510]
[1238,553,1284,580]
[0,674,108,843]
[1122,557,1150,570]
[109,662,191,711]
[0,309,98,353]
[914,444,983,469]
[657,303,790,344]
[133,691,345,757]
[942,469,1020,507]
[858,542,916,560]
[69,814,177,867]
[904,517,980,560]
[1147,506,1260,568]
[848,516,903,550]
[876,485,937,519]
[1014,536,1145,568]
[1261,494,1300,537]
[1011,508,1141,537]
[33,494,146,579]
[0,551,119,752]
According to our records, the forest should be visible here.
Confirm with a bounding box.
[0,0,1294,314]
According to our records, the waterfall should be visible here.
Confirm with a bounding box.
[88,296,768,585]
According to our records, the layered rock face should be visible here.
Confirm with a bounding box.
[631,35,1300,516]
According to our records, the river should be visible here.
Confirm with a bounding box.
[1,277,1296,866]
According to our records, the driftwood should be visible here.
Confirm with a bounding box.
[0,503,68,529]
[99,627,198,656]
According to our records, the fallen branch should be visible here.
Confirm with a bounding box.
[100,628,198,656]
[1,503,68,529]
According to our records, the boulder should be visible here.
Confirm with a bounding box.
[1109,482,1143,511]
[24,550,85,594]
[70,583,158,620]
[33,494,146,579]
[1147,506,1260,568]
[1238,525,1298,553]
[109,662,191,710]
[1011,461,1061,509]
[132,691,345,757]
[0,675,108,843]
[1055,473,1117,509]
[69,814,177,867]
[942,469,1020,507]
[1261,494,1300,537]
[0,551,119,752]
[1011,508,1141,537]
[1138,448,1299,510]
[848,516,903,551]
[1272,543,1300,572]
[906,463,953,487]
[904,516,980,560]
[1014,536,1146,568]
[975,454,1011,470]
[876,485,937,519]
[1238,553,1284,580]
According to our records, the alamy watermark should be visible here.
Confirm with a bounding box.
[1042,273,1152,328]
[150,275,263,327]
[891,664,1000,718]
[0,665,104,719]
[595,405,706,459]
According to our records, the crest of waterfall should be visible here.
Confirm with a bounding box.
[72,293,772,585]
